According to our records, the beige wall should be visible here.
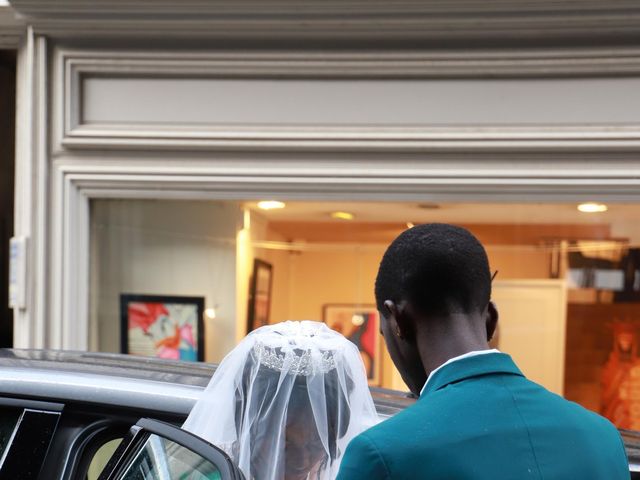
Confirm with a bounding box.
[90,199,241,363]
[236,210,271,343]
[492,280,567,395]
[263,245,406,389]
[259,230,293,329]
[264,241,552,325]
[268,248,383,323]
[260,228,554,390]
[486,248,551,280]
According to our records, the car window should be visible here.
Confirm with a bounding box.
[99,419,242,480]
[0,407,21,459]
[0,405,61,479]
[121,434,221,480]
[87,438,123,480]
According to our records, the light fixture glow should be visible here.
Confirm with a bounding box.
[205,308,217,320]
[577,203,608,213]
[351,314,365,326]
[406,222,415,229]
[257,201,285,210]
[330,211,355,221]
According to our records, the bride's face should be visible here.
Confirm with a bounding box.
[246,380,330,480]
[284,403,327,480]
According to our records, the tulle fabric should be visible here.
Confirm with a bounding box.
[183,321,379,480]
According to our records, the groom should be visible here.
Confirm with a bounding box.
[337,223,629,479]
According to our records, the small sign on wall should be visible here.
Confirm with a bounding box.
[9,236,27,310]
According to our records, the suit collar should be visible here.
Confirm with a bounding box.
[420,352,524,397]
[420,349,500,396]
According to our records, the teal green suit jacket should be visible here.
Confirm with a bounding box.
[338,353,629,479]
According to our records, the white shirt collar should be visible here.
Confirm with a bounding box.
[419,349,500,397]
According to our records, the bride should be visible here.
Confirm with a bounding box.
[183,321,379,480]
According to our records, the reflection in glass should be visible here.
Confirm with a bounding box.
[121,434,221,480]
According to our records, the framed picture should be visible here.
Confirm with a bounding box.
[120,294,205,362]
[247,259,273,333]
[323,304,381,386]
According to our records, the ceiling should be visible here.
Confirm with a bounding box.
[246,201,640,226]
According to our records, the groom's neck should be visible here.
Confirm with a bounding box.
[416,313,490,377]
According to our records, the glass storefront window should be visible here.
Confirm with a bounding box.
[89,199,640,429]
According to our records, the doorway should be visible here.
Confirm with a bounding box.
[0,50,16,347]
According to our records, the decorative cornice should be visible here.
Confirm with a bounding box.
[9,0,640,44]
[0,6,25,48]
[59,48,640,78]
[54,48,640,154]
[58,160,640,202]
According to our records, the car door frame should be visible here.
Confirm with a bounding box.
[98,418,244,480]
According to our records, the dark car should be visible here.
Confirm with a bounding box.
[0,349,414,479]
[0,349,638,479]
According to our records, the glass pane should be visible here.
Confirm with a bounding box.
[87,438,122,480]
[120,434,221,480]
[89,199,640,432]
[0,407,20,460]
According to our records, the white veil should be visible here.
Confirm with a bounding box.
[183,321,379,480]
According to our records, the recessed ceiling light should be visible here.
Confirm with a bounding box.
[577,202,608,213]
[257,201,285,210]
[330,211,355,221]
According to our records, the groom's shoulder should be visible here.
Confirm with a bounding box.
[338,404,430,480]
[339,400,438,476]
[364,397,439,445]
[337,398,451,479]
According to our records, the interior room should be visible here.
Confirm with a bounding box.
[89,199,640,429]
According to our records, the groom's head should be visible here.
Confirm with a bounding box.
[374,223,497,394]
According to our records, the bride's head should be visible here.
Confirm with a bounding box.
[184,321,379,480]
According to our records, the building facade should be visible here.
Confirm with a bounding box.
[4,1,640,411]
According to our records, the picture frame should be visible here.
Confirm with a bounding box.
[120,294,205,362]
[247,259,273,333]
[323,304,382,386]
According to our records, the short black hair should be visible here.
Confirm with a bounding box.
[375,223,491,317]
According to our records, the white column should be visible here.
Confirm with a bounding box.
[12,28,49,348]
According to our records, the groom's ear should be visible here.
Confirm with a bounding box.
[486,301,499,342]
[383,300,401,337]
[383,300,397,321]
[384,300,415,342]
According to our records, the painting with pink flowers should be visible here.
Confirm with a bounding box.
[120,294,205,362]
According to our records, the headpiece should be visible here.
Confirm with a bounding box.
[183,321,379,480]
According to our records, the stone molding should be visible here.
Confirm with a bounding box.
[9,0,640,43]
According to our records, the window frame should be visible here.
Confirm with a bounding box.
[0,396,63,479]
[61,418,131,480]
